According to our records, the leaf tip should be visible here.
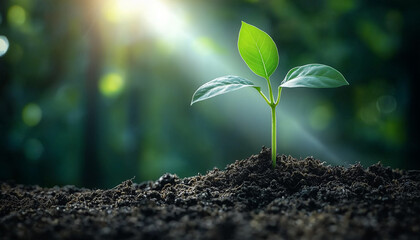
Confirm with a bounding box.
[190,96,197,106]
[240,21,251,29]
[190,100,198,106]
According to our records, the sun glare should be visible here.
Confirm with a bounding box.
[104,0,187,39]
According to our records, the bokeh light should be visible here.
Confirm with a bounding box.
[7,5,26,27]
[376,95,397,114]
[22,103,42,127]
[0,36,9,57]
[358,102,380,124]
[99,73,125,97]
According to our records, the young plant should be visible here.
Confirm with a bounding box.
[191,21,349,168]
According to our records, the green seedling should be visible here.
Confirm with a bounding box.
[191,21,349,168]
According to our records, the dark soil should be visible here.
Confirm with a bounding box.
[1,147,420,240]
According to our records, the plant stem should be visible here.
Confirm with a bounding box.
[257,88,271,106]
[271,105,277,168]
[266,77,274,103]
[271,87,282,167]
[264,77,277,168]
[275,86,282,106]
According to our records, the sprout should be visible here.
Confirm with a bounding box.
[191,22,349,168]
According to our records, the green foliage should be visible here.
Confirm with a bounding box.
[281,64,348,88]
[191,75,255,105]
[192,22,348,168]
[237,21,279,79]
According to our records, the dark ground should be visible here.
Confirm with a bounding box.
[1,147,419,239]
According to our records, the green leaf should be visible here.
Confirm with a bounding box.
[191,75,256,105]
[280,64,349,88]
[238,21,279,79]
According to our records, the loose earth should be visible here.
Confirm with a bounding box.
[1,148,419,239]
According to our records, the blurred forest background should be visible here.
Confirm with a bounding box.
[1,0,419,188]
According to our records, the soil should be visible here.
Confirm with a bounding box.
[1,147,420,240]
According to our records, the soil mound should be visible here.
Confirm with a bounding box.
[1,147,419,239]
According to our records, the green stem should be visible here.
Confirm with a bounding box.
[257,88,271,106]
[271,105,277,168]
[275,86,282,106]
[266,77,274,103]
[264,77,277,168]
